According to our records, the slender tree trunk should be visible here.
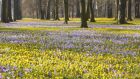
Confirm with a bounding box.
[90,0,96,22]
[13,0,17,21]
[19,0,22,19]
[64,0,69,24]
[127,0,133,21]
[13,0,22,20]
[17,0,22,20]
[76,0,80,18]
[39,0,44,19]
[71,0,75,18]
[119,0,127,24]
[107,0,113,18]
[86,0,90,21]
[81,0,88,28]
[135,0,140,18]
[36,0,41,19]
[52,7,56,20]
[8,0,13,22]
[55,0,60,20]
[52,0,55,20]
[1,0,9,23]
[46,0,51,19]
[115,0,119,20]
[61,6,64,17]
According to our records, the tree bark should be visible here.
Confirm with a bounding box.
[80,0,88,28]
[64,0,69,24]
[127,0,133,21]
[107,0,113,18]
[86,0,90,21]
[135,0,140,18]
[8,0,13,22]
[1,0,9,23]
[76,0,80,18]
[55,0,60,20]
[46,0,51,19]
[119,0,127,24]
[13,0,22,21]
[115,0,119,20]
[90,0,96,22]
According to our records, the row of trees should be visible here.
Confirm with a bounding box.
[1,0,22,23]
[1,0,140,28]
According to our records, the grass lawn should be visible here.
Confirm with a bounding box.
[18,18,140,25]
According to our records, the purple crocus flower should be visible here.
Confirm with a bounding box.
[18,71,23,77]
[0,73,2,79]
[0,66,8,72]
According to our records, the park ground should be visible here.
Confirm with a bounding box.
[0,18,140,78]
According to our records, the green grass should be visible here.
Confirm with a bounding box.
[1,27,140,34]
[0,27,61,31]
[128,19,140,25]
[0,27,81,32]
[18,18,140,25]
[91,18,140,25]
[93,28,140,34]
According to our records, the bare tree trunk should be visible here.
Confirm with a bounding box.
[64,0,69,24]
[127,0,133,21]
[1,0,9,23]
[55,0,60,20]
[81,0,88,28]
[90,0,96,22]
[71,0,75,18]
[119,0,127,24]
[86,0,90,21]
[13,0,22,20]
[46,0,51,19]
[115,0,119,20]
[135,0,140,18]
[36,0,40,19]
[18,0,22,20]
[13,0,17,21]
[39,0,45,19]
[8,0,13,22]
[107,0,113,18]
[76,0,80,18]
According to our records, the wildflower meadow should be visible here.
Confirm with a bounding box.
[0,19,140,79]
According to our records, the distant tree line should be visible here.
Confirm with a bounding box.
[1,0,22,23]
[1,0,140,28]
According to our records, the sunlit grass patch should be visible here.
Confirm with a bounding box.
[19,27,62,31]
[17,18,48,22]
[15,18,140,26]
[93,28,140,34]
[18,18,79,22]
[128,18,140,25]
[0,27,82,32]
[91,18,140,25]
[83,18,116,25]
[1,26,140,35]
[0,27,60,31]
[1,26,140,34]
